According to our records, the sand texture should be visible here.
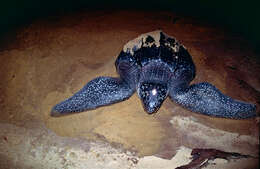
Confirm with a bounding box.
[0,10,259,168]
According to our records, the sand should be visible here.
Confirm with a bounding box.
[0,10,259,168]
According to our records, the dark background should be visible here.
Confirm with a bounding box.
[0,0,259,49]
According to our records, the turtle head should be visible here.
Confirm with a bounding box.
[137,82,168,114]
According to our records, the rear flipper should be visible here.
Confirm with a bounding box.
[169,82,256,119]
[51,76,135,117]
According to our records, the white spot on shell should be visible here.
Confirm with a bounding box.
[123,30,161,55]
[123,30,184,55]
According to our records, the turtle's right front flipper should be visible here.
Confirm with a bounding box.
[51,76,135,117]
[169,82,256,119]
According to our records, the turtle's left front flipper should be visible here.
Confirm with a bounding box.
[169,82,256,119]
[51,76,135,117]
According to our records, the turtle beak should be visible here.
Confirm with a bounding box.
[142,99,162,114]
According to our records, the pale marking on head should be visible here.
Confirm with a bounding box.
[152,88,157,95]
[149,101,156,108]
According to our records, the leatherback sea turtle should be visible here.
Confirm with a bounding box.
[51,30,256,119]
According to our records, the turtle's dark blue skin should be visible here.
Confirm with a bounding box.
[51,30,256,119]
